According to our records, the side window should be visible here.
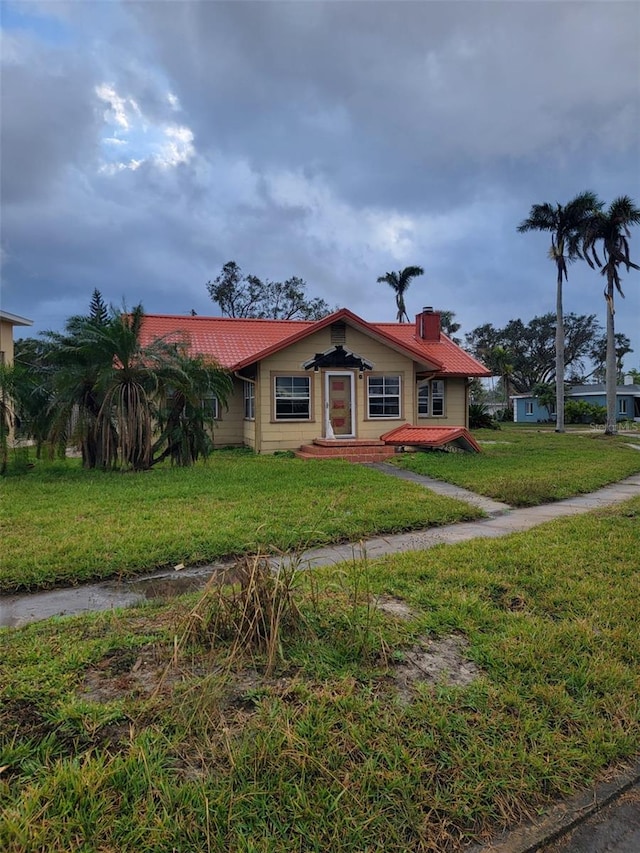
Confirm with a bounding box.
[202,396,220,420]
[418,379,445,416]
[243,381,255,420]
[418,382,429,416]
[431,380,445,416]
[525,401,534,416]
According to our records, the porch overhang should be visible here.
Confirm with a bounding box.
[303,345,374,373]
[380,425,482,454]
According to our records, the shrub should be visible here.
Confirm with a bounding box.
[565,400,607,424]
[469,403,500,430]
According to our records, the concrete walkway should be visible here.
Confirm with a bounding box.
[2,472,640,629]
[288,469,640,571]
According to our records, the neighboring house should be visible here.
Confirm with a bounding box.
[0,310,33,366]
[512,378,640,423]
[140,307,490,456]
[1,310,33,448]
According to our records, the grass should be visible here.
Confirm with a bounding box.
[0,451,481,593]
[393,426,640,506]
[2,497,639,852]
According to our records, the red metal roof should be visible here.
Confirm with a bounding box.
[138,309,490,377]
[138,314,314,369]
[373,322,489,376]
[380,425,482,453]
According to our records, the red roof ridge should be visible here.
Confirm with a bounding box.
[140,313,314,324]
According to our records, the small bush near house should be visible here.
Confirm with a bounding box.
[565,400,607,424]
[469,403,500,430]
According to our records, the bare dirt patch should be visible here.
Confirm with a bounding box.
[376,595,415,620]
[79,642,202,703]
[391,634,482,704]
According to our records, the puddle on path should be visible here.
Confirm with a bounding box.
[0,563,233,629]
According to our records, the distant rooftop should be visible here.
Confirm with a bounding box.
[0,310,33,327]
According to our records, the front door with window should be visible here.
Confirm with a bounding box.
[326,372,354,437]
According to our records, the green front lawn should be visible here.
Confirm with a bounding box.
[2,498,639,852]
[1,452,481,593]
[394,426,640,505]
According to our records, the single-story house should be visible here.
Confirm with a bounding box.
[140,307,490,458]
[512,378,640,423]
[0,310,33,366]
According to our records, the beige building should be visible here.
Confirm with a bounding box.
[0,310,33,366]
[140,307,490,458]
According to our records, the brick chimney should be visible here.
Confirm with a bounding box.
[416,306,440,341]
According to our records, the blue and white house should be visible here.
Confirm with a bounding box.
[512,376,640,423]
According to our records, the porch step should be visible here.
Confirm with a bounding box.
[295,439,397,463]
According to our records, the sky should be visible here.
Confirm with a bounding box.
[2,0,639,371]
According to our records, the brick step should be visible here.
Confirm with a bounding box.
[296,441,397,463]
[312,438,387,448]
[299,444,396,456]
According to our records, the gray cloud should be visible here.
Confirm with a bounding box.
[2,0,639,365]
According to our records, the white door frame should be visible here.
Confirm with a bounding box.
[324,371,356,438]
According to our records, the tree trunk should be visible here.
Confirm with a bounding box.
[555,267,565,433]
[604,275,617,435]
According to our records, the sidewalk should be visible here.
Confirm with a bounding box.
[287,467,640,571]
[3,471,639,629]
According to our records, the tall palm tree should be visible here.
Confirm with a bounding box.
[518,191,602,433]
[581,196,640,435]
[490,345,515,411]
[377,266,425,323]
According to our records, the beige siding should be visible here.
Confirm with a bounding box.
[0,319,15,365]
[222,325,470,453]
[255,326,416,453]
[416,377,468,427]
[212,377,246,448]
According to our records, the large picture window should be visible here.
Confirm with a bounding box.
[243,381,255,420]
[418,379,445,417]
[368,375,401,418]
[274,376,311,420]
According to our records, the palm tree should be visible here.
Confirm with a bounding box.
[490,345,515,413]
[581,196,640,435]
[154,350,233,466]
[377,266,425,323]
[0,364,17,475]
[46,303,231,470]
[518,191,602,433]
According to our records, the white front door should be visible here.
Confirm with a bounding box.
[325,372,355,437]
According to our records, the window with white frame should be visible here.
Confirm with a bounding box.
[418,382,429,416]
[202,396,220,420]
[525,401,534,415]
[619,398,627,416]
[368,375,401,418]
[431,380,445,416]
[274,376,311,420]
[243,381,255,420]
[418,379,445,417]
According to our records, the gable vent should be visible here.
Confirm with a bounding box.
[330,322,346,345]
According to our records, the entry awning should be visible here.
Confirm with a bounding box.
[380,425,481,454]
[303,345,374,372]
